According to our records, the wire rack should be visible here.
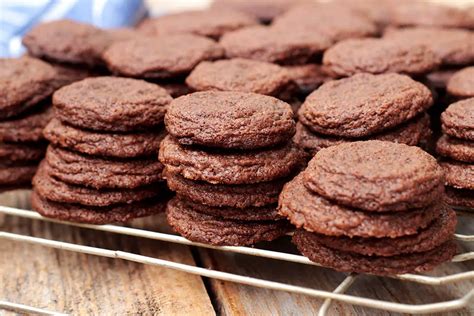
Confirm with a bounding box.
[1,204,473,316]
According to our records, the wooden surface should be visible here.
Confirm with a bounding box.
[1,190,473,315]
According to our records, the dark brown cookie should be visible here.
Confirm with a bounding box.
[0,105,52,143]
[102,35,224,79]
[159,136,306,184]
[299,73,433,138]
[284,64,332,96]
[323,37,440,77]
[219,25,332,65]
[164,169,286,208]
[436,134,474,163]
[45,146,163,189]
[53,77,172,132]
[31,190,167,224]
[165,91,295,149]
[304,141,444,212]
[0,164,37,186]
[185,58,292,96]
[43,118,165,158]
[0,143,46,163]
[440,160,474,190]
[166,197,290,246]
[445,187,474,209]
[0,57,56,119]
[292,230,457,276]
[447,67,474,99]
[441,98,474,140]
[278,174,441,238]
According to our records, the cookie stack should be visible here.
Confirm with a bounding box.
[31,77,172,224]
[436,98,474,209]
[159,91,307,246]
[295,73,433,155]
[279,140,457,275]
[0,57,56,191]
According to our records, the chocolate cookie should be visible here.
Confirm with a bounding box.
[0,143,46,163]
[0,105,52,143]
[44,118,165,158]
[284,64,332,96]
[220,25,332,65]
[436,134,474,163]
[441,98,474,140]
[164,169,285,208]
[292,230,456,275]
[185,58,292,96]
[304,141,444,212]
[45,146,163,189]
[0,57,56,119]
[298,73,433,138]
[31,191,167,224]
[425,68,457,89]
[0,164,37,186]
[159,136,306,184]
[445,187,474,209]
[440,160,474,190]
[447,67,474,99]
[165,91,295,149]
[102,35,224,79]
[49,62,96,88]
[53,77,172,132]
[166,197,290,246]
[278,174,441,238]
[323,38,440,77]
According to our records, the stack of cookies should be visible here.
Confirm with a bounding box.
[159,91,307,246]
[0,57,56,191]
[279,140,457,275]
[295,73,433,155]
[31,77,172,224]
[436,98,474,209]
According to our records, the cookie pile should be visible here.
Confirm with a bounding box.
[31,77,172,224]
[279,140,457,275]
[0,57,56,191]
[160,91,307,246]
[295,73,433,155]
[436,98,474,209]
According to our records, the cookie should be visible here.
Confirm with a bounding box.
[166,197,290,246]
[31,191,167,224]
[0,105,52,143]
[165,91,295,149]
[323,38,440,77]
[295,113,430,155]
[304,141,444,212]
[0,143,46,163]
[0,164,37,186]
[0,57,56,119]
[440,160,474,190]
[102,35,224,79]
[137,9,257,39]
[441,98,474,140]
[445,187,474,209]
[332,0,396,27]
[49,62,96,88]
[278,174,441,238]
[185,58,292,96]
[298,73,433,138]
[447,67,474,99]
[220,25,332,65]
[159,136,306,184]
[436,134,474,163]
[45,146,163,189]
[43,118,165,158]
[425,69,457,90]
[164,169,286,208]
[292,230,456,275]
[284,64,332,96]
[53,77,172,132]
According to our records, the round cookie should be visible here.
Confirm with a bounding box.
[102,35,224,79]
[441,98,474,140]
[436,134,474,163]
[278,174,441,238]
[440,160,474,190]
[445,187,474,209]
[0,143,46,163]
[165,91,295,149]
[323,38,440,77]
[0,164,37,186]
[0,105,52,143]
[166,197,290,246]
[292,230,457,276]
[45,146,164,189]
[185,58,292,96]
[304,141,444,212]
[299,73,433,138]
[284,64,332,96]
[44,118,165,158]
[53,77,172,132]
[447,67,474,99]
[425,69,457,90]
[159,136,306,185]
[0,57,56,119]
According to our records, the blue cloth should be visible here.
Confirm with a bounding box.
[0,0,146,57]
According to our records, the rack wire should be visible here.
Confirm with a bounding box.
[1,204,473,315]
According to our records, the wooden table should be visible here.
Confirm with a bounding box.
[1,190,473,315]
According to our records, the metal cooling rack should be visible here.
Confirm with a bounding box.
[1,205,473,316]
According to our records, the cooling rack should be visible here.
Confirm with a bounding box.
[1,205,473,316]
